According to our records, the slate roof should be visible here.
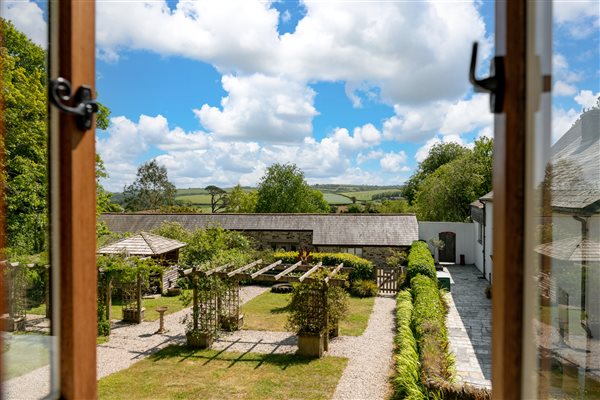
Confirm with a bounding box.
[550,108,600,213]
[535,237,600,262]
[99,213,419,246]
[98,232,186,256]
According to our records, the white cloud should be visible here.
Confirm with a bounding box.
[356,150,384,165]
[553,53,583,83]
[380,151,408,173]
[552,106,579,143]
[414,135,468,163]
[96,0,490,106]
[574,90,600,109]
[1,0,47,48]
[439,94,493,136]
[383,94,492,143]
[554,0,600,39]
[98,113,389,190]
[329,123,382,150]
[553,80,577,97]
[96,0,280,70]
[281,10,291,24]
[194,74,318,143]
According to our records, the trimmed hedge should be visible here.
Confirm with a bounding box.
[406,241,437,285]
[410,274,453,387]
[410,274,491,400]
[392,290,424,400]
[272,251,373,282]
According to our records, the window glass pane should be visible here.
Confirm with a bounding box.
[1,2,56,398]
[530,2,600,396]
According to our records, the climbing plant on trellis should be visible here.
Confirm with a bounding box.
[4,262,28,330]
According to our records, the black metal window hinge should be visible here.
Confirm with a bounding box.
[49,77,98,131]
[469,42,505,114]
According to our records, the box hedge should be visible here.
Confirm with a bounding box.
[272,251,373,282]
[406,240,437,285]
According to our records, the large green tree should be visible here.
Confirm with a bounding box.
[255,163,329,213]
[1,19,110,254]
[414,137,493,221]
[205,185,227,213]
[122,160,176,211]
[402,142,469,205]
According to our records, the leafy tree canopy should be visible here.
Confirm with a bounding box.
[402,142,469,205]
[1,19,110,254]
[122,160,176,211]
[225,184,257,213]
[414,137,493,222]
[255,163,329,213]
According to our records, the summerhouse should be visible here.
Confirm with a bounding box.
[97,232,186,292]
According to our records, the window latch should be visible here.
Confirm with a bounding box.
[469,42,505,114]
[49,77,98,131]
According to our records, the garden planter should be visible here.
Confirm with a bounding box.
[123,307,145,323]
[220,314,243,331]
[297,331,325,357]
[186,331,213,348]
[0,316,25,332]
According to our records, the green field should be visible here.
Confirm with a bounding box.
[116,185,403,210]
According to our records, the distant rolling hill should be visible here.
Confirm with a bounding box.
[109,184,403,209]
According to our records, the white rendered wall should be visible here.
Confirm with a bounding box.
[484,202,494,282]
[418,221,477,265]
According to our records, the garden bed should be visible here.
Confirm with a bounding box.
[98,346,347,400]
[240,291,374,336]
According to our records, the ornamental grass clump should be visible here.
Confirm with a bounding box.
[350,279,378,298]
[392,290,424,400]
[405,241,437,285]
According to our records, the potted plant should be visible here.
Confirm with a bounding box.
[165,279,182,297]
[428,237,445,266]
[287,270,348,357]
[180,274,222,348]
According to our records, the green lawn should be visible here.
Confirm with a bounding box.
[98,346,347,400]
[26,293,190,322]
[241,291,375,336]
[110,292,190,322]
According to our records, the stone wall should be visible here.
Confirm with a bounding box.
[241,230,313,251]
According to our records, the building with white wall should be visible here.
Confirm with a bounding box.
[418,221,478,266]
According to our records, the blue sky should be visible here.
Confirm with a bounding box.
[3,1,599,191]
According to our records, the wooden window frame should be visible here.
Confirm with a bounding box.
[492,1,528,399]
[50,1,98,398]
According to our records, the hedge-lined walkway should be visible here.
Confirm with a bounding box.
[445,265,492,389]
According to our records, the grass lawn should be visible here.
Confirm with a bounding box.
[98,346,347,400]
[241,291,375,336]
[25,303,47,315]
[110,291,190,322]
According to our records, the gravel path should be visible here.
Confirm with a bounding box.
[2,285,268,400]
[329,295,396,400]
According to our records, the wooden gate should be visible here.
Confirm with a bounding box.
[376,266,402,294]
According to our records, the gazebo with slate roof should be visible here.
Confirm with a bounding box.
[98,232,186,292]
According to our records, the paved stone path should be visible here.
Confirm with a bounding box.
[445,264,492,389]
